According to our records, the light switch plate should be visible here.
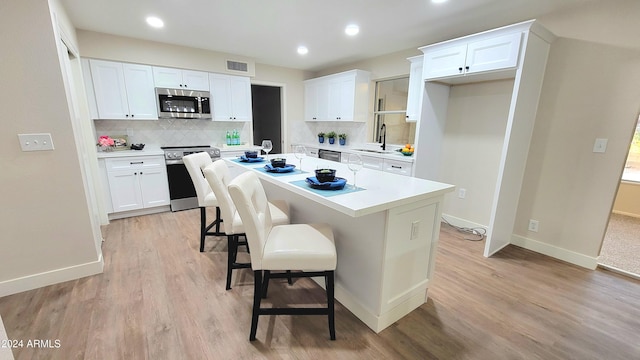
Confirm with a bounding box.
[18,133,55,151]
[593,138,608,153]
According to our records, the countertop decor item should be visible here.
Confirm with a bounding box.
[326,131,336,144]
[270,158,286,168]
[305,176,346,190]
[130,143,145,150]
[245,150,258,158]
[339,133,347,145]
[318,132,325,144]
[315,168,336,183]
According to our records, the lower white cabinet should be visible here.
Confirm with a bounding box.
[105,156,169,212]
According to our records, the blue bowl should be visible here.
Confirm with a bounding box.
[244,151,258,158]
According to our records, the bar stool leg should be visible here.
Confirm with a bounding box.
[250,270,263,341]
[326,270,336,340]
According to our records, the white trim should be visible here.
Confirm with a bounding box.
[0,255,104,297]
[248,80,288,153]
[441,213,488,231]
[511,234,598,269]
[611,210,640,219]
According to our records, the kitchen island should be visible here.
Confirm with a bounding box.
[226,154,454,333]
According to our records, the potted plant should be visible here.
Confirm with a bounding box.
[338,133,347,145]
[326,131,337,144]
[317,132,325,144]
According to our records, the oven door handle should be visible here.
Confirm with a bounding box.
[165,159,185,165]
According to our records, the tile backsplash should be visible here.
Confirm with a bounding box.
[94,119,251,147]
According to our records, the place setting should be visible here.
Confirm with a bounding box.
[290,153,366,197]
[232,150,266,165]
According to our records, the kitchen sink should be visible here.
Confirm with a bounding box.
[352,148,395,154]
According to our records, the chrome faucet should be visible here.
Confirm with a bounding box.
[379,123,386,151]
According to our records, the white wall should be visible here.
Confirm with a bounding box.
[440,80,514,226]
[0,0,103,296]
[514,38,640,258]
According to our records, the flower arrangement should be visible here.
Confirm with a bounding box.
[318,132,325,144]
[97,135,115,151]
[326,131,336,144]
[338,133,347,145]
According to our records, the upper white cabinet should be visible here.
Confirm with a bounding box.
[89,59,157,120]
[304,70,370,122]
[422,32,522,82]
[405,56,424,123]
[152,66,209,91]
[209,73,253,122]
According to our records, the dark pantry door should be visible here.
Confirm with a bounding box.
[251,84,282,154]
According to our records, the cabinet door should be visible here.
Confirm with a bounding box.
[465,32,522,74]
[329,76,355,121]
[304,82,319,121]
[210,74,233,121]
[90,60,129,119]
[152,66,183,88]
[122,63,157,119]
[305,147,319,158]
[405,57,423,122]
[361,155,384,171]
[384,159,412,177]
[138,167,170,208]
[107,170,143,212]
[422,44,467,80]
[229,75,252,121]
[182,70,209,91]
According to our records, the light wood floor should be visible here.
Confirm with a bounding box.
[1,209,639,359]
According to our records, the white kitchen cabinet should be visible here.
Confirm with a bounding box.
[405,56,424,123]
[152,66,209,91]
[105,156,169,213]
[89,59,157,120]
[304,70,370,122]
[422,32,522,81]
[384,158,412,177]
[209,73,253,122]
[361,155,384,171]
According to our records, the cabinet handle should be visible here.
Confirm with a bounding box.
[458,67,463,72]
[391,165,402,169]
[134,172,137,175]
[131,114,134,118]
[125,114,129,117]
[465,66,470,70]
[140,172,143,175]
[130,161,143,164]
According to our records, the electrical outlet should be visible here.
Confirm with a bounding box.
[458,188,466,199]
[18,133,55,151]
[528,219,539,232]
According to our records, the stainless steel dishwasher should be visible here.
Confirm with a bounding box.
[318,149,341,162]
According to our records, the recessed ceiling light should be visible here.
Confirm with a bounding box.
[345,24,360,36]
[431,0,448,3]
[297,46,308,55]
[146,16,164,28]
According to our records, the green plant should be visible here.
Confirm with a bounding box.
[326,131,336,139]
[317,132,325,137]
[338,133,347,140]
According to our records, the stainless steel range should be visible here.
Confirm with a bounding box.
[161,145,221,212]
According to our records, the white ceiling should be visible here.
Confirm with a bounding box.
[59,0,639,72]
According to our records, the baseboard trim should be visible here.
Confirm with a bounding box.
[0,254,104,298]
[0,314,14,360]
[611,210,640,219]
[441,214,488,231]
[511,234,598,270]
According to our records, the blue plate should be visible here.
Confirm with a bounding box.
[264,164,296,173]
[239,155,265,162]
[305,176,347,190]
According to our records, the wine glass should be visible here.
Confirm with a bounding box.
[347,153,363,189]
[261,140,273,160]
[294,145,306,172]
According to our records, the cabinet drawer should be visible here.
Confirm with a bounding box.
[384,159,412,176]
[105,156,164,171]
[361,155,384,171]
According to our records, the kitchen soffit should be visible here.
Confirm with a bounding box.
[59,0,636,72]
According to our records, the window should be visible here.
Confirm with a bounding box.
[622,115,640,182]
[372,77,416,145]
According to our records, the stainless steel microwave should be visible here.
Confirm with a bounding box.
[156,88,212,119]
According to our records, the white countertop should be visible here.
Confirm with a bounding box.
[226,154,452,217]
[293,142,415,163]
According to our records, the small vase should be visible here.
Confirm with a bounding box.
[339,138,346,145]
[318,136,325,144]
[328,138,335,144]
[100,145,114,152]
